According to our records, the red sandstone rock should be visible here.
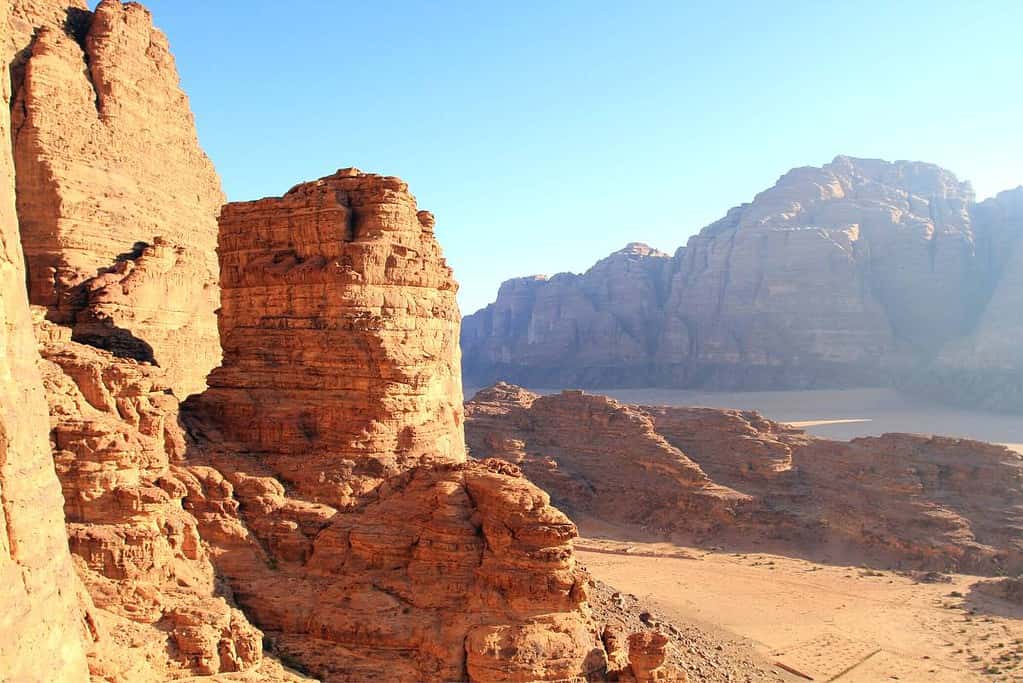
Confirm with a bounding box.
[0,3,92,679]
[465,383,750,534]
[467,384,1023,574]
[198,169,465,508]
[12,0,222,398]
[181,172,685,682]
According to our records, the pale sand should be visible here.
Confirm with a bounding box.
[787,418,873,429]
[577,535,1023,682]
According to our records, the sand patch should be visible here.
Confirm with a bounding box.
[577,537,1023,681]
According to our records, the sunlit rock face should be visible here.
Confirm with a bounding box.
[199,169,466,507]
[11,0,223,398]
[183,171,666,682]
[0,1,91,678]
[467,384,1023,575]
[463,157,1023,404]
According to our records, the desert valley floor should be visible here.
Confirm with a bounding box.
[464,386,1023,681]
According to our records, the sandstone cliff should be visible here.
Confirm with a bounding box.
[462,157,1023,405]
[466,384,1023,574]
[12,0,222,399]
[1,1,91,677]
[2,2,299,679]
[183,170,685,682]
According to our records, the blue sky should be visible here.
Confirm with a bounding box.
[140,1,1022,313]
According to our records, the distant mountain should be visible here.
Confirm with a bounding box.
[462,156,1023,410]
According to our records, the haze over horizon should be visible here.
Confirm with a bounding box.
[141,0,1023,313]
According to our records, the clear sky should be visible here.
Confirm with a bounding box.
[139,0,1022,314]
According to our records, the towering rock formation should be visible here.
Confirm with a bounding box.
[463,243,673,387]
[467,385,1023,574]
[12,0,222,398]
[463,157,1023,404]
[199,170,465,507]
[183,170,659,682]
[0,2,91,678]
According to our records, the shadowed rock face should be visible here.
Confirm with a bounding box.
[462,158,1023,405]
[466,384,1023,574]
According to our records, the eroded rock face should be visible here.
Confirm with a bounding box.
[0,2,91,678]
[12,0,222,398]
[34,317,265,679]
[183,171,679,681]
[466,385,1023,574]
[3,2,299,679]
[464,383,749,534]
[462,157,1023,401]
[462,243,672,387]
[908,187,1023,411]
[198,170,465,508]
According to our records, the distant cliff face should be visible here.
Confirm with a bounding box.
[462,157,1023,402]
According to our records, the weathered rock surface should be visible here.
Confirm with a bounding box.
[182,171,684,682]
[464,383,749,534]
[198,169,465,508]
[12,0,222,398]
[466,385,1023,574]
[3,2,305,680]
[0,2,91,678]
[906,187,1023,411]
[462,157,1023,407]
[35,317,270,679]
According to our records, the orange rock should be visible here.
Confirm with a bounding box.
[198,170,465,508]
[0,0,91,678]
[180,172,642,681]
[12,0,222,398]
[467,384,1023,573]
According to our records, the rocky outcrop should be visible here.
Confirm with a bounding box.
[12,0,222,398]
[464,383,749,534]
[466,385,1023,574]
[2,2,303,679]
[182,171,679,682]
[35,317,270,679]
[0,2,91,678]
[197,169,465,508]
[462,157,1023,404]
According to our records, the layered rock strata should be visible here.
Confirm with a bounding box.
[185,171,681,682]
[198,169,465,508]
[462,158,1023,406]
[466,384,1023,574]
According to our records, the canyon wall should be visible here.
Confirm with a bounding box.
[12,0,222,399]
[0,1,90,677]
[462,157,1023,407]
[3,2,298,679]
[466,384,1023,574]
